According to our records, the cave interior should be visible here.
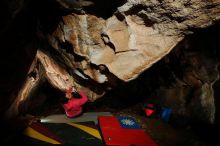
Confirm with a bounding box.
[0,0,220,146]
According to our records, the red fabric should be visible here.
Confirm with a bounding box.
[98,116,157,146]
[145,108,155,117]
[63,90,88,118]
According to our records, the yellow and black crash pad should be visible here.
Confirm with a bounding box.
[23,121,104,146]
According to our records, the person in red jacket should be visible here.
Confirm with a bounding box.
[63,87,88,118]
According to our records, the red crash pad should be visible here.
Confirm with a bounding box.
[98,116,157,146]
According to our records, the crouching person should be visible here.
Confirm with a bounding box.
[63,87,88,118]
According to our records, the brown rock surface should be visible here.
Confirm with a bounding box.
[1,0,220,121]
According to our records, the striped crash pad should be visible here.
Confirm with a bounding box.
[23,121,104,146]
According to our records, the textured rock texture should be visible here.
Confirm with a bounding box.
[62,0,220,81]
[46,0,220,98]
[1,0,220,123]
[154,31,220,124]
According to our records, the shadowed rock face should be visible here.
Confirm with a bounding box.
[152,26,220,124]
[1,0,220,124]
[0,0,38,117]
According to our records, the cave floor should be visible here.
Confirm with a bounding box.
[84,103,204,146]
[24,94,218,146]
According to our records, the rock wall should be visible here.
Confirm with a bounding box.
[45,0,220,100]
[1,0,220,122]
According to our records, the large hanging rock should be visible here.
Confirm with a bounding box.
[1,0,220,120]
[104,0,220,81]
[46,0,220,98]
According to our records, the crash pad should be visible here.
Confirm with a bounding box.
[23,121,104,146]
[98,116,157,146]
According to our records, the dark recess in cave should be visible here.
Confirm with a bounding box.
[83,0,127,19]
